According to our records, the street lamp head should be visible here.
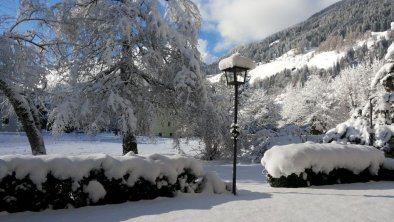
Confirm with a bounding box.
[219,53,256,86]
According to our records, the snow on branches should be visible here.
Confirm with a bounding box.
[45,0,206,136]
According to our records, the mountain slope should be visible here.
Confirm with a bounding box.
[205,0,394,74]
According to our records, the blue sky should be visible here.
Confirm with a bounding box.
[195,0,342,63]
[0,0,18,19]
[1,0,341,64]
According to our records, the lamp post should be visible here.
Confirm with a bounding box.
[369,96,377,146]
[219,53,255,195]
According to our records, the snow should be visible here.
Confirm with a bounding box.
[2,162,394,222]
[218,53,256,71]
[0,153,205,189]
[1,134,394,221]
[84,180,106,203]
[261,143,384,178]
[323,113,394,150]
[269,39,280,47]
[385,42,394,61]
[248,49,345,84]
[371,31,390,41]
[370,62,394,88]
[356,31,390,49]
[324,118,371,145]
[383,158,394,170]
[374,125,394,148]
[200,172,229,194]
[244,28,392,85]
[206,73,222,83]
[249,50,311,83]
[307,51,346,69]
[0,132,201,156]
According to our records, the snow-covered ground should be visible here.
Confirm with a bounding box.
[1,133,394,221]
[0,132,202,156]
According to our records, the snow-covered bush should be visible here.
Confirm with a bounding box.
[324,40,394,155]
[323,117,371,145]
[261,143,385,187]
[0,154,228,212]
[240,124,322,163]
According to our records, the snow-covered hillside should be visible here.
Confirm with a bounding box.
[207,29,391,85]
[249,49,344,84]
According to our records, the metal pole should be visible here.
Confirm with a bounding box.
[370,98,373,129]
[370,97,374,145]
[232,71,238,195]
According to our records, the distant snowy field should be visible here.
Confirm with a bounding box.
[1,132,394,221]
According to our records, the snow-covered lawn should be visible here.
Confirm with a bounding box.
[1,133,394,221]
[0,132,202,156]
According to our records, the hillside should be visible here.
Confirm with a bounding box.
[208,28,392,87]
[205,0,394,75]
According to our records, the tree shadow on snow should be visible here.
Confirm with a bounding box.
[363,194,394,198]
[312,181,394,191]
[1,190,271,222]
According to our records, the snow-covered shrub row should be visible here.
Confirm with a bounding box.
[261,143,386,187]
[0,154,228,212]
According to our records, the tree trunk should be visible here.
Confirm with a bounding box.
[0,80,46,155]
[119,34,139,155]
[122,132,138,155]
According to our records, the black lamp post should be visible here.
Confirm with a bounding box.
[219,53,255,195]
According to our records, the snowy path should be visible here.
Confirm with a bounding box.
[1,133,394,221]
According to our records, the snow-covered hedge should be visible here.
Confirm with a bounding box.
[0,154,228,212]
[261,143,386,187]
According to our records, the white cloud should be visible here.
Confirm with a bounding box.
[198,38,218,64]
[194,0,341,52]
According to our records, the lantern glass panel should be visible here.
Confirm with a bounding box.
[236,71,247,84]
[225,71,235,85]
[224,68,250,85]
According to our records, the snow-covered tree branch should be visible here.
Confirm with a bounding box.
[40,0,207,154]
